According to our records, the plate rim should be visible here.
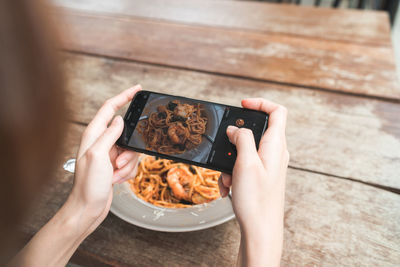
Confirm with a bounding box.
[110,204,236,232]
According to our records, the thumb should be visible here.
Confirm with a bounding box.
[226,126,258,160]
[92,116,124,152]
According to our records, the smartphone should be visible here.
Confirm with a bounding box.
[117,91,268,174]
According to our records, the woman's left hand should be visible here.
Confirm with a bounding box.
[68,85,141,233]
[10,86,142,267]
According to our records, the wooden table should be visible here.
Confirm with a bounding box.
[20,0,400,265]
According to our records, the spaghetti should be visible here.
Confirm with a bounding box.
[129,155,221,208]
[138,100,208,155]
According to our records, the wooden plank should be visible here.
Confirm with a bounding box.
[52,0,392,46]
[56,10,400,100]
[63,53,400,189]
[20,123,400,266]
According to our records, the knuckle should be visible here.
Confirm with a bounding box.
[102,99,115,112]
[284,149,290,163]
[277,105,288,115]
[126,151,137,160]
[104,98,112,107]
[82,128,93,141]
[86,148,101,159]
[108,121,121,134]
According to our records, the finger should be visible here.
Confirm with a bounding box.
[221,173,232,187]
[79,85,141,157]
[114,152,140,182]
[241,98,288,167]
[110,146,119,169]
[115,150,140,169]
[218,175,229,198]
[112,163,136,183]
[115,177,133,184]
[113,162,139,184]
[241,98,287,135]
[226,126,258,160]
[91,115,124,153]
[90,85,141,132]
[242,98,280,114]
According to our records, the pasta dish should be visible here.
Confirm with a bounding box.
[129,156,221,208]
[138,100,208,155]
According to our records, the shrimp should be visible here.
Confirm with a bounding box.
[191,193,209,204]
[166,167,194,201]
[157,105,168,113]
[191,186,218,204]
[167,122,189,144]
[173,104,193,118]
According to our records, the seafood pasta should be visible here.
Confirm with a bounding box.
[138,100,208,155]
[129,156,221,208]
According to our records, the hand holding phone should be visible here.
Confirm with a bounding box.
[72,86,141,221]
[220,98,289,266]
[117,91,269,174]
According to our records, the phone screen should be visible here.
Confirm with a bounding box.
[118,91,268,173]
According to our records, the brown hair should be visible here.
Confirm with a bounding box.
[0,0,66,261]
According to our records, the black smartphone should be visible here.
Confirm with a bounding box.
[117,91,268,174]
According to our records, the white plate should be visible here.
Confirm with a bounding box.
[110,182,235,232]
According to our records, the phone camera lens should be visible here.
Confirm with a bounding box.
[235,118,244,127]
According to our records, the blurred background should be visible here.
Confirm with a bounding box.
[240,0,400,81]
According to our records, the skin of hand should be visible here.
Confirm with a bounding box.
[69,84,142,234]
[10,85,141,267]
[218,98,289,267]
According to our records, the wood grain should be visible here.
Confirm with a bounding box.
[56,10,400,100]
[52,0,392,46]
[63,53,400,189]
[19,123,400,266]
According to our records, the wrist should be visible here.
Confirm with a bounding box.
[12,195,98,267]
[58,193,98,239]
[240,221,283,267]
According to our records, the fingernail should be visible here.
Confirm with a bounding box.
[222,175,227,185]
[226,126,238,136]
[115,177,130,184]
[227,125,237,131]
[117,158,127,168]
[113,175,122,182]
[116,177,130,184]
[114,115,123,124]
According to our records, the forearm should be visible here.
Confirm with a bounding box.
[238,222,283,267]
[236,235,245,267]
[9,196,94,267]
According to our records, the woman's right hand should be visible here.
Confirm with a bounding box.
[219,98,289,267]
